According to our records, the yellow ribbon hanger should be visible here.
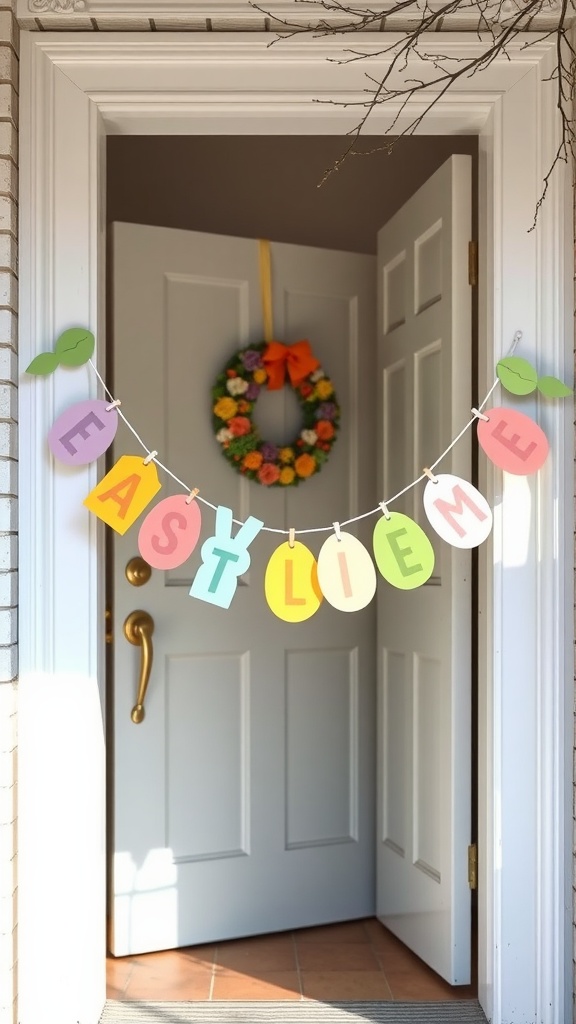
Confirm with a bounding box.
[259,239,274,344]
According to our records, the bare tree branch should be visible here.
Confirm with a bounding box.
[251,0,575,223]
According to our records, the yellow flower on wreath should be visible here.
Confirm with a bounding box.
[279,447,295,464]
[243,451,263,471]
[279,466,295,485]
[294,453,316,479]
[315,379,334,400]
[214,396,238,421]
[253,368,268,385]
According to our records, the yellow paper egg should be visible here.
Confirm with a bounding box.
[264,540,323,622]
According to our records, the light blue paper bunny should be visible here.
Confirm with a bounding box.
[190,505,263,609]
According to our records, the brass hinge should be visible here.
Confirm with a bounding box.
[468,843,478,890]
[468,241,478,287]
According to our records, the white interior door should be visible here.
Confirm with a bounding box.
[110,223,377,956]
[376,155,473,984]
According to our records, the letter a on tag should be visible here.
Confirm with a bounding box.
[84,454,161,535]
[190,505,263,609]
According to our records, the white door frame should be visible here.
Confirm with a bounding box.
[17,32,573,1024]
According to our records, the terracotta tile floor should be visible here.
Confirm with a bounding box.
[107,918,477,1002]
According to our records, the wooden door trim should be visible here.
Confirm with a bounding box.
[17,32,573,1024]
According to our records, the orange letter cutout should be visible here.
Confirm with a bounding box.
[84,454,161,535]
[284,559,306,605]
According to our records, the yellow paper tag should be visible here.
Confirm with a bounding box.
[84,454,161,535]
[264,540,323,622]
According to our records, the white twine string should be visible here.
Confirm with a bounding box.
[88,330,522,538]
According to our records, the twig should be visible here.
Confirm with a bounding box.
[252,0,575,223]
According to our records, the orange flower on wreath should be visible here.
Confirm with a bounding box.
[316,420,335,441]
[294,453,316,479]
[258,462,281,486]
[242,451,263,471]
[228,416,252,437]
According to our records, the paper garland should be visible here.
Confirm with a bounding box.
[57,401,555,616]
[76,436,543,621]
[28,326,573,622]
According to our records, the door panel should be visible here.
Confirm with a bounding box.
[376,155,473,985]
[110,223,377,955]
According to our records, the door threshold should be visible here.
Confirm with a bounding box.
[101,998,486,1023]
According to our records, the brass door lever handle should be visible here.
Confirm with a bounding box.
[124,610,155,724]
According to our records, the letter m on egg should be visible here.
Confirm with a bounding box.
[424,474,493,549]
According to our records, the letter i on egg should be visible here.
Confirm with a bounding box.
[317,524,377,611]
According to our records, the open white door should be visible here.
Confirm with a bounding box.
[376,155,473,984]
[110,223,377,956]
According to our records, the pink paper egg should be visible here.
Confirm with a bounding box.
[138,494,202,570]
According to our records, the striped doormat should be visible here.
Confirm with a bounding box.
[101,1001,487,1023]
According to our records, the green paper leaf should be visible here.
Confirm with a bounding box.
[496,356,538,396]
[25,351,60,376]
[54,328,95,367]
[537,375,573,399]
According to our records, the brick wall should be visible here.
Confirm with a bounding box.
[0,6,17,1024]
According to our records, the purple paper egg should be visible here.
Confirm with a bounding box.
[48,399,119,466]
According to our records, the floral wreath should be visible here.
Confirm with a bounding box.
[212,340,340,486]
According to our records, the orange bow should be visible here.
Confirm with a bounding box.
[262,341,320,391]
